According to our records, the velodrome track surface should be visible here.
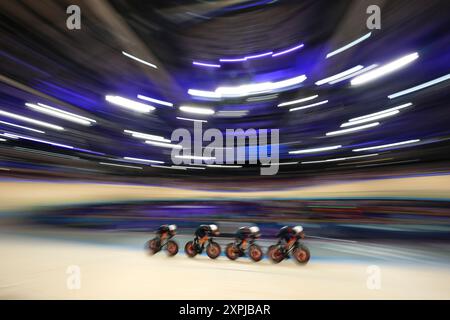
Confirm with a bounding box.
[1,229,449,299]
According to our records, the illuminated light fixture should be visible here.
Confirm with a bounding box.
[151,165,186,170]
[0,120,45,133]
[193,61,221,68]
[352,139,420,152]
[326,32,372,59]
[206,164,243,168]
[278,95,318,107]
[105,95,155,113]
[187,89,221,99]
[175,155,216,161]
[351,52,419,85]
[137,95,173,107]
[145,140,182,149]
[289,145,342,154]
[24,103,95,126]
[3,133,73,149]
[325,122,380,136]
[176,117,207,123]
[123,157,164,164]
[216,110,248,118]
[215,75,307,98]
[179,106,215,115]
[315,65,364,85]
[99,162,142,169]
[341,111,399,127]
[346,103,412,124]
[301,153,379,164]
[245,51,273,60]
[328,64,379,84]
[388,74,450,99]
[289,100,328,112]
[0,109,64,131]
[122,51,157,69]
[220,51,273,63]
[0,138,6,142]
[262,161,298,166]
[124,130,170,143]
[247,94,278,102]
[272,43,304,57]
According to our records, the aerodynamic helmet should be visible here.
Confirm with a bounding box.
[168,224,177,231]
[293,225,303,234]
[209,224,218,232]
[249,226,260,234]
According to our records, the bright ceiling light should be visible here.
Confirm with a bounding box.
[176,117,207,123]
[289,100,328,112]
[122,51,157,69]
[0,109,64,131]
[328,64,379,84]
[25,103,95,126]
[105,95,155,113]
[351,52,419,85]
[193,61,221,68]
[0,120,45,133]
[278,95,318,107]
[301,153,379,164]
[289,145,342,154]
[179,106,215,115]
[347,103,412,123]
[326,32,372,59]
[272,43,304,57]
[123,157,164,164]
[315,65,364,85]
[388,74,450,99]
[124,130,170,142]
[326,122,379,136]
[145,140,182,149]
[353,139,420,152]
[137,95,173,107]
[341,111,399,127]
[175,155,216,161]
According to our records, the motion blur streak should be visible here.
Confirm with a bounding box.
[0,0,449,300]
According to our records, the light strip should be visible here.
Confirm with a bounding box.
[137,95,173,107]
[3,133,73,149]
[206,164,243,168]
[289,145,342,154]
[193,61,221,68]
[106,95,155,113]
[351,52,419,85]
[179,106,215,115]
[328,64,379,84]
[326,122,379,136]
[176,117,207,123]
[0,109,64,131]
[326,32,372,59]
[0,138,6,142]
[315,65,364,85]
[301,153,379,164]
[187,89,221,99]
[388,74,450,99]
[341,111,399,127]
[145,140,182,149]
[272,43,304,57]
[0,120,45,133]
[289,100,328,112]
[122,51,157,69]
[278,95,318,107]
[123,157,164,164]
[175,155,216,161]
[100,162,142,169]
[151,165,186,170]
[124,130,170,143]
[245,51,273,60]
[26,103,95,126]
[347,103,412,123]
[353,139,420,152]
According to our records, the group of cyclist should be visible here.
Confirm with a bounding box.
[155,223,305,251]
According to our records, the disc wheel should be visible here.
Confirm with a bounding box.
[293,244,310,264]
[225,243,239,260]
[268,245,284,263]
[184,241,197,258]
[249,244,263,262]
[147,238,161,255]
[166,240,179,257]
[206,241,221,259]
